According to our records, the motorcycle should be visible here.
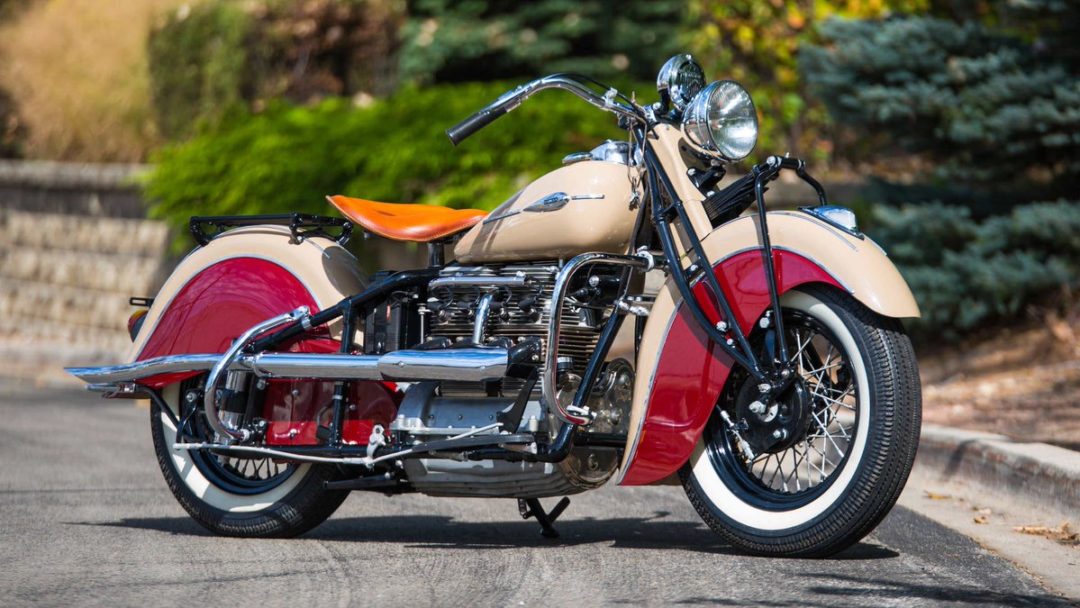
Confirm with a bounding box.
[68,54,921,557]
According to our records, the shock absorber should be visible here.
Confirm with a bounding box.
[217,371,251,438]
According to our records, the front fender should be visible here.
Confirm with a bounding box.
[618,211,918,486]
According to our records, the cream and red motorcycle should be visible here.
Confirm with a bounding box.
[68,55,921,557]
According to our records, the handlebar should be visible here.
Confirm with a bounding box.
[446,106,509,146]
[445,74,643,146]
[752,155,829,206]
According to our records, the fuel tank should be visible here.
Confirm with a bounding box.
[453,160,639,263]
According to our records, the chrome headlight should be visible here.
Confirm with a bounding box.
[656,54,706,112]
[682,80,758,161]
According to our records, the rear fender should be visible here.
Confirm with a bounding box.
[130,226,396,443]
[619,211,918,486]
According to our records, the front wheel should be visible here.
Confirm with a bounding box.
[150,379,349,538]
[681,285,921,557]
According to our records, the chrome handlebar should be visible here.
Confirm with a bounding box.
[446,74,643,146]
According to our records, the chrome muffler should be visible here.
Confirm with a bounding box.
[66,347,510,385]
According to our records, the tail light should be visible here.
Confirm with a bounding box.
[127,310,148,341]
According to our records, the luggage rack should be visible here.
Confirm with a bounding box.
[189,213,353,246]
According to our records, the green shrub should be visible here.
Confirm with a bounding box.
[148,1,253,140]
[868,200,1080,336]
[144,81,624,247]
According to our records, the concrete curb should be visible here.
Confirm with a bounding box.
[916,423,1080,518]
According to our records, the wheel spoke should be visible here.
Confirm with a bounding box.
[722,309,860,498]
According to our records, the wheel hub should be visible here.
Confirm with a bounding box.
[734,378,812,454]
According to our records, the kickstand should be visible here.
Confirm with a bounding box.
[518,497,571,539]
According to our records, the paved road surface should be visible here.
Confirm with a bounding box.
[0,383,1070,607]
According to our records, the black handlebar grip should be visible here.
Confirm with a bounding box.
[446,106,508,146]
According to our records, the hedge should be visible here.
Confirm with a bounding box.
[144,80,624,247]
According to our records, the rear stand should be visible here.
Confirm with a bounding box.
[518,497,571,539]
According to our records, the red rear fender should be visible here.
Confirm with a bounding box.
[128,226,394,443]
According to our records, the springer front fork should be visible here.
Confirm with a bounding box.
[641,140,830,410]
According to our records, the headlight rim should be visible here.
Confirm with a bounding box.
[681,79,759,162]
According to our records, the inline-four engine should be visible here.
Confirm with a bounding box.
[386,262,634,497]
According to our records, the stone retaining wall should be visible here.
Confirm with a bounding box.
[0,161,167,384]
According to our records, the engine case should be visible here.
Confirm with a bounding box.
[391,382,619,498]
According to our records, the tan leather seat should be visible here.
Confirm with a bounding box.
[327,195,488,242]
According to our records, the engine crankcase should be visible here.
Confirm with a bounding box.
[391,382,619,498]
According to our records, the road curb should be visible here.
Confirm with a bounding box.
[916,423,1080,517]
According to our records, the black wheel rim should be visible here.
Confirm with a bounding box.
[704,308,860,511]
[175,377,296,496]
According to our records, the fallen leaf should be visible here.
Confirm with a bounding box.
[1015,525,1052,535]
[924,490,951,500]
[974,515,989,524]
[1014,522,1080,546]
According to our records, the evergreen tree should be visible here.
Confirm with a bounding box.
[397,0,683,84]
[800,9,1080,193]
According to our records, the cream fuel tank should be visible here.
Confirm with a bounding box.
[453,143,640,264]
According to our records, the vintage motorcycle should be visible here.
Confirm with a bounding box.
[68,54,921,557]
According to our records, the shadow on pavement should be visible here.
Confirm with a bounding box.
[797,572,1068,608]
[69,512,898,560]
[670,582,1064,608]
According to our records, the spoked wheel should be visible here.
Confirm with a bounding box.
[150,377,349,537]
[681,285,921,557]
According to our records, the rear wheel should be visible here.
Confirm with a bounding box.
[150,379,349,537]
[681,285,921,557]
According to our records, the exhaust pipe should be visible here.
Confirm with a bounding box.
[66,347,510,385]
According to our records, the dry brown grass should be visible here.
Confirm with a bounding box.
[0,0,196,162]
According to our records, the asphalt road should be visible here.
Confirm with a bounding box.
[0,382,1070,608]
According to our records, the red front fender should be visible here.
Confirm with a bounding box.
[619,249,842,486]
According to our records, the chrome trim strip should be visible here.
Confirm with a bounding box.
[481,209,521,225]
[482,193,607,225]
[524,192,570,213]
